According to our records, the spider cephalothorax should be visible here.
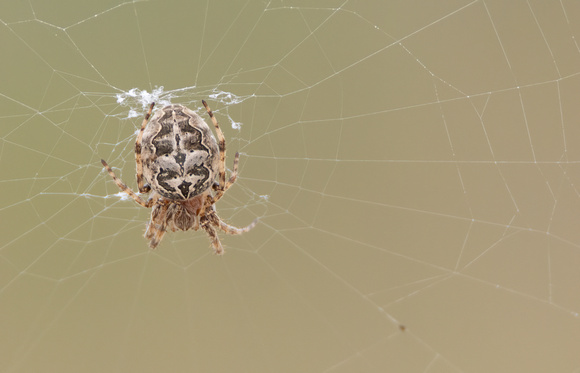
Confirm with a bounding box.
[101,101,256,254]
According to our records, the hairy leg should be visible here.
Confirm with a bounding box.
[200,214,224,255]
[207,208,257,235]
[145,201,169,248]
[101,159,154,208]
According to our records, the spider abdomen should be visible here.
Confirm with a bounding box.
[141,105,219,200]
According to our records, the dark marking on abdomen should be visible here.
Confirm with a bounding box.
[189,164,210,195]
[156,168,178,198]
[178,181,192,199]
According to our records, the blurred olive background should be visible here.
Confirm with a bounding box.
[1,1,580,372]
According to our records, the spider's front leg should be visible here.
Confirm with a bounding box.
[145,200,170,248]
[200,214,224,255]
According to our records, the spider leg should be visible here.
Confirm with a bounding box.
[101,159,155,208]
[200,215,224,255]
[145,201,169,248]
[135,102,155,193]
[212,151,240,204]
[164,203,179,232]
[202,100,226,189]
[207,208,257,235]
[226,151,240,188]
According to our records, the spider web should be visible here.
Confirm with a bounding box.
[2,0,580,372]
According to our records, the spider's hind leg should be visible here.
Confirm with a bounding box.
[202,100,226,186]
[101,159,153,208]
[135,102,155,193]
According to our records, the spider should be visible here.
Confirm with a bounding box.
[101,100,257,254]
